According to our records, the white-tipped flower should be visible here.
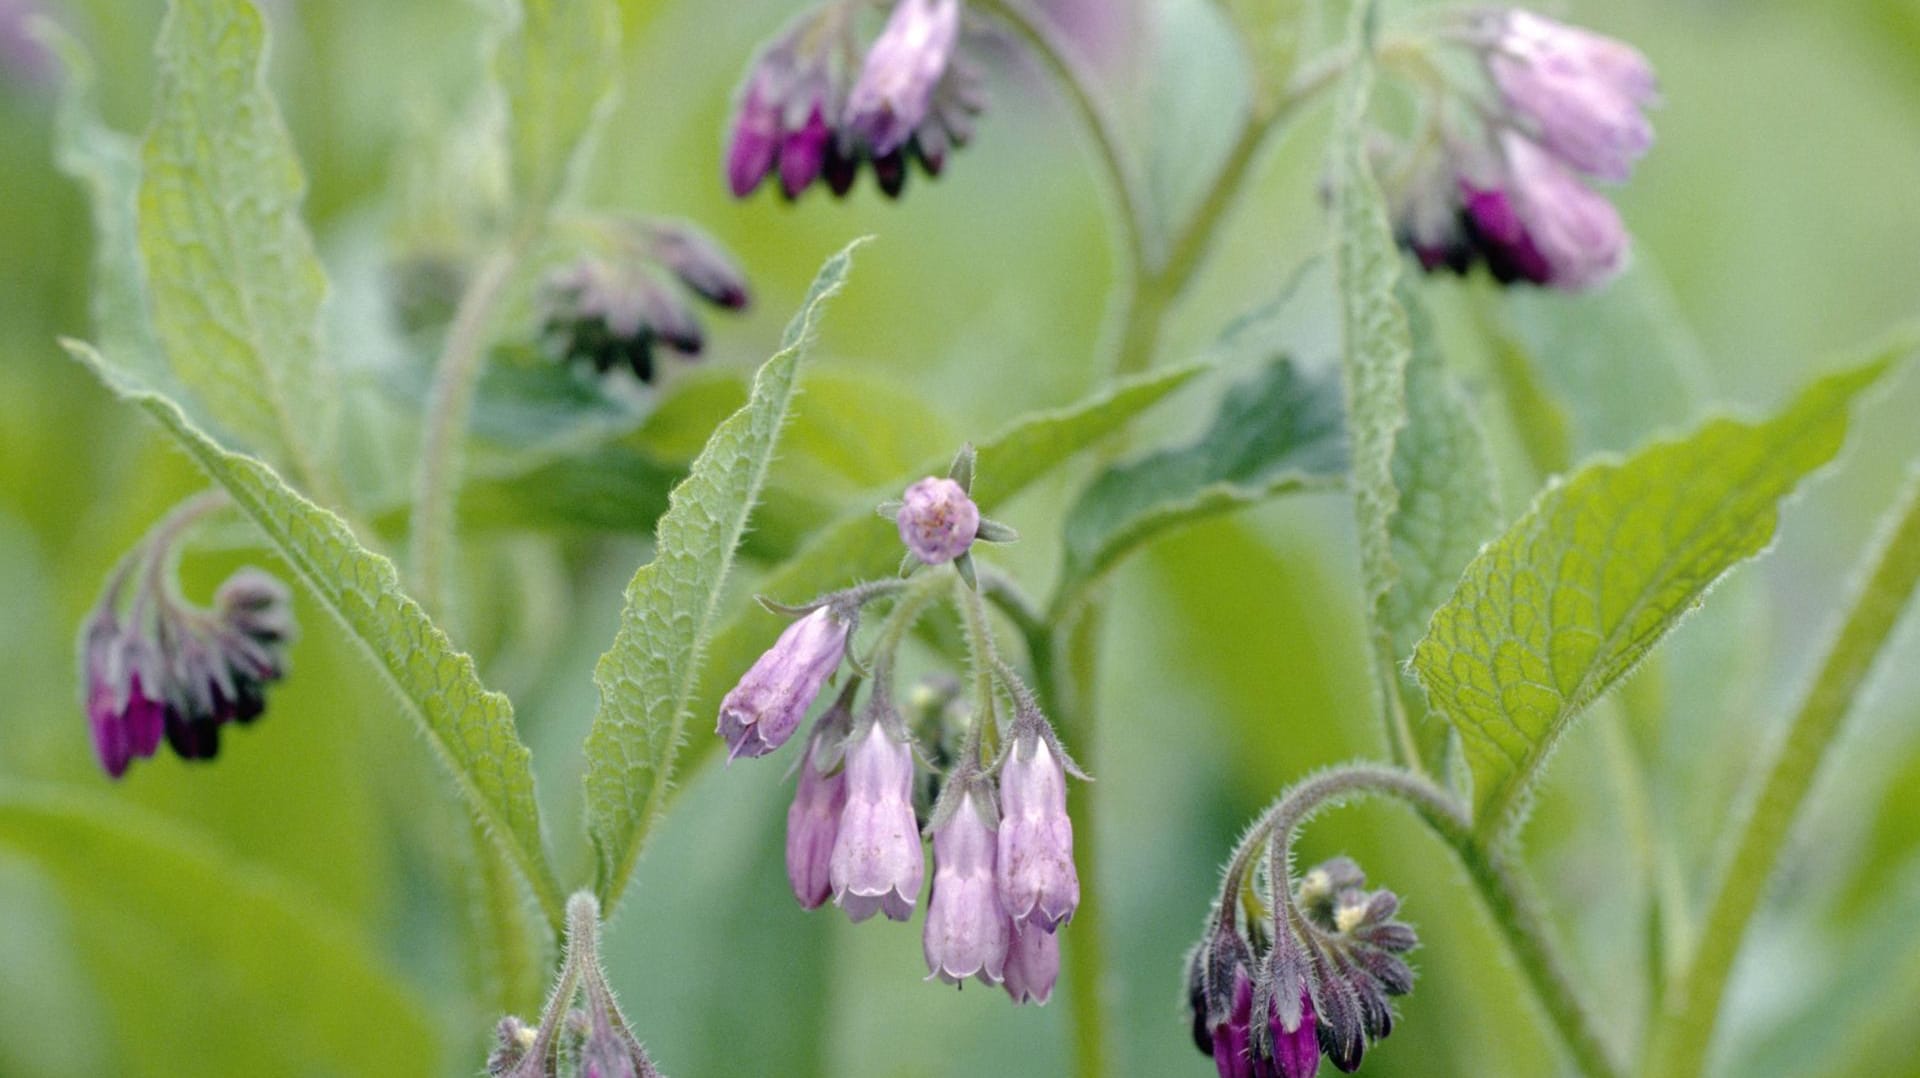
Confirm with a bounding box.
[829,720,924,921]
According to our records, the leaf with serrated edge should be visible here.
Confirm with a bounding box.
[584,242,863,905]
[138,0,333,486]
[1056,357,1346,612]
[496,0,620,214]
[0,787,438,1075]
[1413,358,1891,835]
[683,359,1210,785]
[62,339,564,926]
[1328,0,1412,651]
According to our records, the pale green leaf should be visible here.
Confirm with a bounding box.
[584,242,863,905]
[1146,0,1250,242]
[683,359,1210,782]
[495,0,620,214]
[138,0,334,488]
[43,25,166,387]
[1412,359,1891,834]
[1056,357,1345,610]
[1328,0,1411,647]
[61,340,565,927]
[0,787,437,1076]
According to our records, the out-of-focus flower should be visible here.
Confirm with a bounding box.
[79,613,165,779]
[830,717,924,922]
[1485,8,1656,183]
[923,787,1009,986]
[725,0,987,201]
[644,221,751,310]
[717,605,851,761]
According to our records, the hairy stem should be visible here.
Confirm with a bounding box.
[1646,473,1920,1078]
[407,240,529,620]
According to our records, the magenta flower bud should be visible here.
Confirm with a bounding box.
[997,732,1079,932]
[1267,984,1320,1078]
[1496,132,1628,290]
[1212,967,1255,1078]
[726,51,786,197]
[786,726,849,910]
[778,101,832,200]
[829,720,923,921]
[923,789,1010,986]
[80,617,166,779]
[1487,9,1657,183]
[1002,924,1060,1005]
[896,477,979,566]
[717,606,850,760]
[845,0,962,157]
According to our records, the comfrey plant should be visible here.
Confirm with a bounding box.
[31,0,1920,1075]
[717,446,1085,999]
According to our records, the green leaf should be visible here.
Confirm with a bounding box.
[1328,0,1412,649]
[138,0,334,489]
[583,242,864,907]
[1055,357,1345,611]
[43,26,167,387]
[61,339,566,929]
[495,0,620,215]
[0,787,437,1076]
[1384,284,1500,666]
[1412,358,1892,835]
[684,359,1210,783]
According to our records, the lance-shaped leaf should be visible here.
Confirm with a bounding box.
[496,0,620,214]
[1328,0,1412,649]
[138,0,334,488]
[62,340,565,929]
[1412,358,1892,835]
[0,787,437,1075]
[1055,357,1346,612]
[584,243,863,906]
[683,359,1210,782]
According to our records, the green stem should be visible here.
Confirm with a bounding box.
[1646,473,1920,1078]
[407,236,532,619]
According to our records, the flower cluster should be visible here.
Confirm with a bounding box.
[718,447,1076,1003]
[1188,857,1418,1077]
[1386,8,1657,291]
[79,497,297,778]
[540,219,750,384]
[725,0,987,201]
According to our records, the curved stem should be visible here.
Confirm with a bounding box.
[407,238,532,620]
[954,575,1003,766]
[1646,473,1920,1078]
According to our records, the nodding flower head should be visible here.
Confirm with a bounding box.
[1378,7,1654,292]
[786,688,856,909]
[923,784,1010,987]
[725,0,987,202]
[996,729,1079,933]
[79,504,299,778]
[717,605,852,761]
[829,714,924,922]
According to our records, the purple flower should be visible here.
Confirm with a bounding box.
[1486,8,1657,183]
[786,722,849,910]
[897,476,979,566]
[996,731,1078,932]
[1001,923,1060,1005]
[1211,966,1255,1078]
[845,0,962,157]
[1472,132,1628,290]
[829,719,923,921]
[646,221,751,310]
[717,606,851,760]
[923,789,1010,986]
[542,256,715,383]
[80,615,165,779]
[1266,983,1320,1078]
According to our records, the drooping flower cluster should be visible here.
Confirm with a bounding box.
[718,446,1077,1004]
[1384,8,1657,291]
[1188,857,1418,1077]
[78,497,297,777]
[489,893,662,1078]
[539,219,750,384]
[725,0,988,201]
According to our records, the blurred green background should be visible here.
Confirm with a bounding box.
[3,0,1920,1075]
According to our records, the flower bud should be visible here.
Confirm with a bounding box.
[829,719,923,921]
[647,221,751,310]
[845,0,962,157]
[1212,966,1255,1078]
[1486,9,1656,183]
[717,606,851,760]
[1002,923,1060,1004]
[996,731,1079,932]
[79,615,166,779]
[896,477,979,566]
[923,788,1010,986]
[486,1016,537,1077]
[786,703,852,909]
